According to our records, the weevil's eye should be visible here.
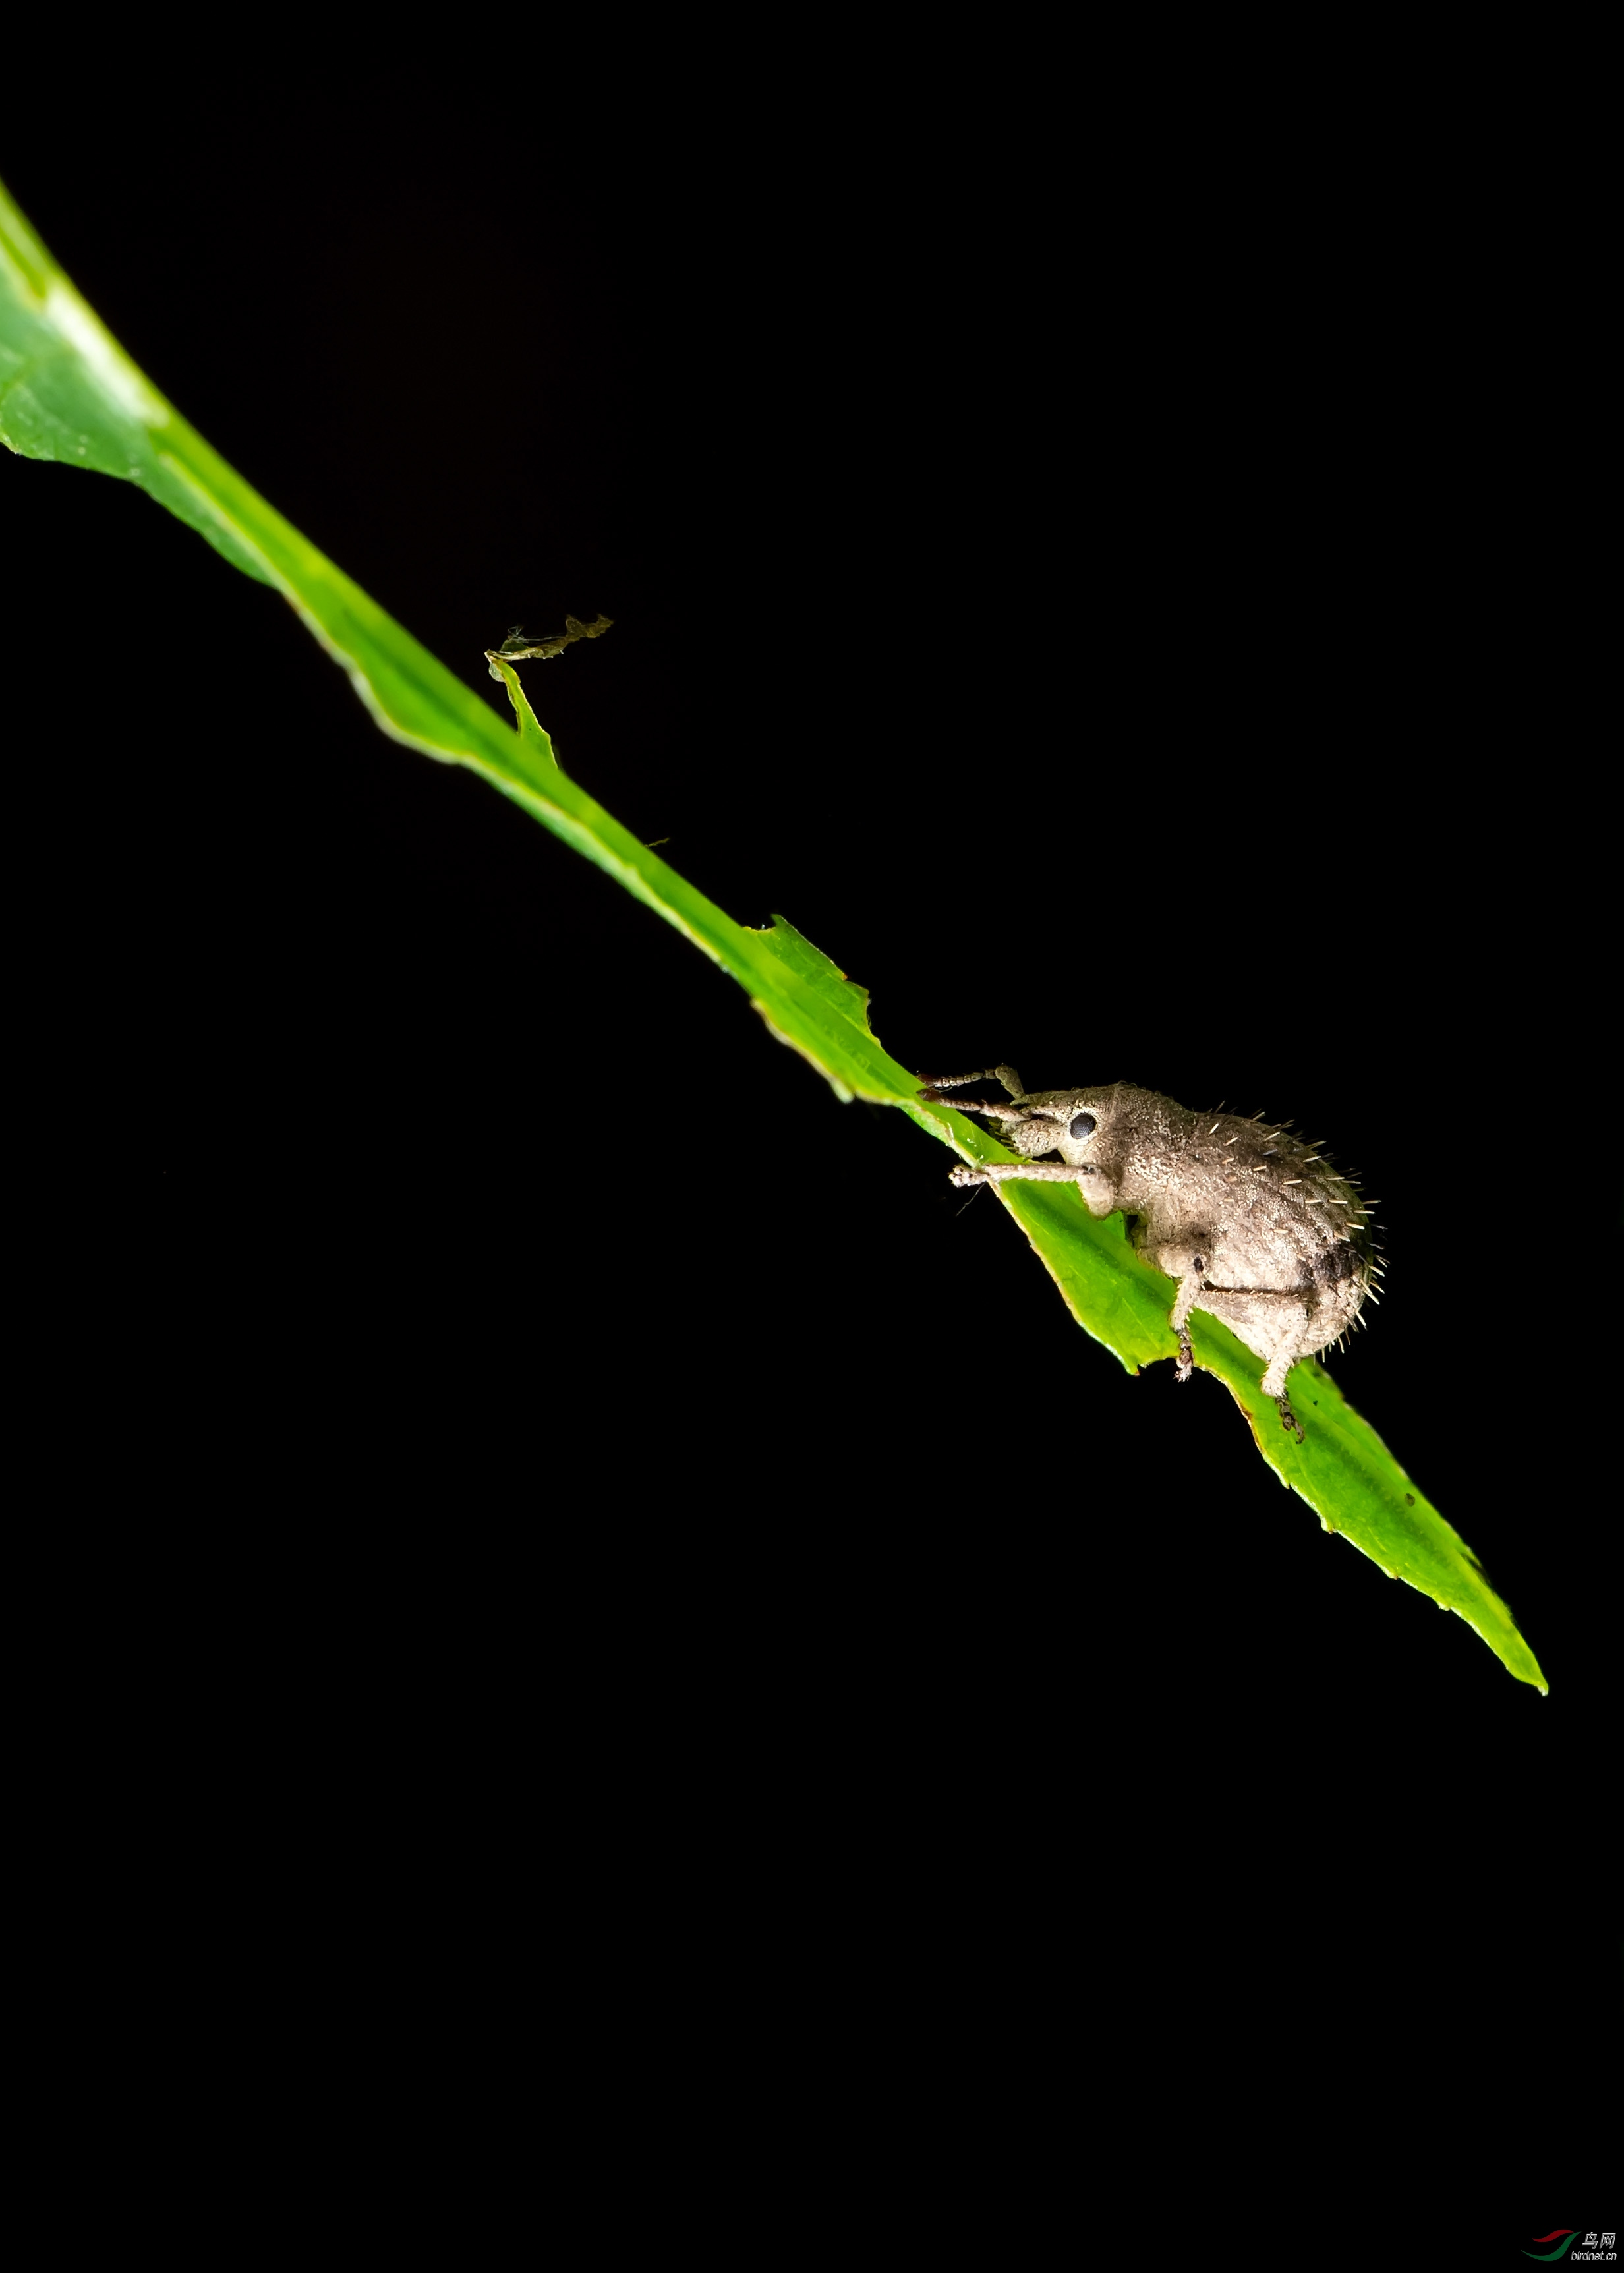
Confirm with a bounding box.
[1069,1112,1097,1141]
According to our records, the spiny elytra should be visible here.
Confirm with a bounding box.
[920,1069,1379,1441]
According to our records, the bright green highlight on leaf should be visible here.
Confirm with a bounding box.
[0,177,1546,1691]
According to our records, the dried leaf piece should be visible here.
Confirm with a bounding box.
[486,614,613,677]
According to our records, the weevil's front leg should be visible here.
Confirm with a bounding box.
[948,1161,1082,1189]
[919,1065,1026,1101]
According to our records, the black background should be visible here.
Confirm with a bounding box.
[3,67,1613,2225]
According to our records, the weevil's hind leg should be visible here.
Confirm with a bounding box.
[919,1064,1025,1100]
[1260,1352,1305,1442]
[1202,1290,1314,1441]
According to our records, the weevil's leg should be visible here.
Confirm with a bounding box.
[929,1097,1030,1123]
[1260,1351,1305,1442]
[1190,1285,1313,1436]
[919,1065,1025,1100]
[1168,1272,1205,1381]
[948,1161,1082,1189]
[1206,1287,1314,1317]
[1273,1389,1304,1442]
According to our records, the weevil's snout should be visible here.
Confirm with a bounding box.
[1002,1108,1070,1157]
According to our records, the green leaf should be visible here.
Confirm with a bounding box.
[0,174,1546,1691]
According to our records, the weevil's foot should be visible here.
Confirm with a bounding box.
[1276,1393,1305,1444]
[1175,1327,1194,1383]
[948,1165,987,1189]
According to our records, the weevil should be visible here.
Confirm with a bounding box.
[920,1068,1379,1440]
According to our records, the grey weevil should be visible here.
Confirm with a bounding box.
[921,1068,1381,1440]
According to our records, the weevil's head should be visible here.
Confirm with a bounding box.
[941,1080,1151,1217]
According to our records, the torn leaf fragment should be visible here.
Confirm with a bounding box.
[484,614,613,678]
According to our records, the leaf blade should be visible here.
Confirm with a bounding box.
[0,174,1545,1690]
